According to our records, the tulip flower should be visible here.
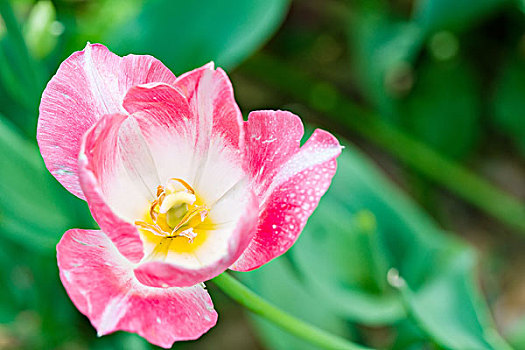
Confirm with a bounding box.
[37,43,341,348]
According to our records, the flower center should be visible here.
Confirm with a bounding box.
[135,178,213,258]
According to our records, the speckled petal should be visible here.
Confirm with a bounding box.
[38,43,176,199]
[57,229,217,348]
[232,111,342,271]
[239,110,305,197]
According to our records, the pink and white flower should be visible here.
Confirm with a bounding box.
[37,43,341,348]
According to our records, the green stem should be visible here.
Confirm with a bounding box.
[212,273,372,350]
[240,54,525,235]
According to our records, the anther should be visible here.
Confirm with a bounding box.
[167,178,195,194]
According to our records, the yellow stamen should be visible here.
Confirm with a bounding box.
[135,178,212,256]
[149,199,159,222]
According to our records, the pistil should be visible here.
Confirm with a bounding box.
[135,178,209,242]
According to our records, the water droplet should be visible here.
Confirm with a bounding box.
[387,268,406,288]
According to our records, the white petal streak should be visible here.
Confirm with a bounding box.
[118,117,160,200]
[83,43,122,115]
[97,291,131,335]
[191,67,215,186]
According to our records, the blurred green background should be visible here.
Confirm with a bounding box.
[1,0,525,349]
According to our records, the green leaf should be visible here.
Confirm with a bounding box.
[89,332,152,350]
[349,6,482,159]
[492,54,525,156]
[396,57,481,159]
[291,204,405,325]
[413,0,511,34]
[239,258,352,350]
[349,10,424,117]
[103,0,290,73]
[288,144,508,348]
[0,0,44,105]
[0,116,90,253]
[390,320,429,350]
[0,235,83,347]
[400,248,507,350]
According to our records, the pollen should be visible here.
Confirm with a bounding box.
[135,178,214,259]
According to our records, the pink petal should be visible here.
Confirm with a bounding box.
[123,83,226,200]
[38,43,176,199]
[174,63,244,157]
[123,66,246,213]
[122,83,194,144]
[79,113,150,263]
[241,110,305,196]
[231,111,342,271]
[90,85,259,286]
[57,229,217,348]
